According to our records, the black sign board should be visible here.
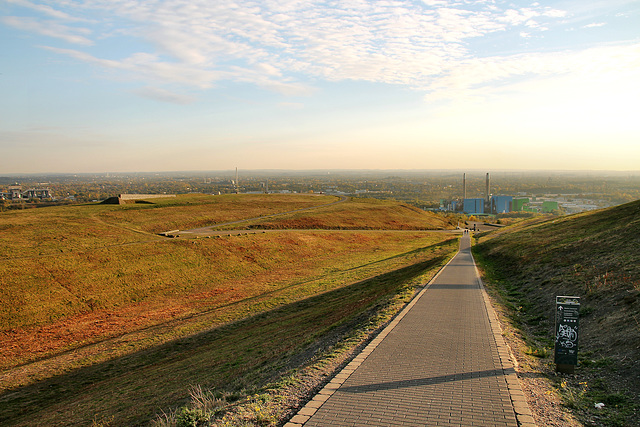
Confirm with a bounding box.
[555,296,580,372]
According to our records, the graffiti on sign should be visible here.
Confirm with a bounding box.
[555,296,580,367]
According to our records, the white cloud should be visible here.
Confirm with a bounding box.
[542,8,567,18]
[42,46,222,88]
[6,0,87,22]
[424,42,640,108]
[256,80,316,96]
[3,0,605,98]
[131,87,196,104]
[1,16,93,45]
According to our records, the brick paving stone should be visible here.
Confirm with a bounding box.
[299,236,530,427]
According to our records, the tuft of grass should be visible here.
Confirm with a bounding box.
[175,407,211,427]
[556,378,638,427]
[90,415,115,427]
[524,345,551,358]
[558,379,589,409]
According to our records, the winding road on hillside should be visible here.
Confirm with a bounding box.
[167,196,472,238]
[165,195,351,237]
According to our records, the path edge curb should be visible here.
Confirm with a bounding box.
[472,251,538,427]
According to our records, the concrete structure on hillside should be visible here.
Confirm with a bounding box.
[118,194,177,200]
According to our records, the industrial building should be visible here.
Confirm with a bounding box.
[460,173,505,214]
[449,173,562,215]
[513,198,530,211]
[436,172,603,215]
[463,198,485,214]
[0,186,52,201]
[491,196,513,214]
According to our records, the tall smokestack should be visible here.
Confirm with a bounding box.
[235,167,239,194]
[463,173,467,200]
[486,173,490,203]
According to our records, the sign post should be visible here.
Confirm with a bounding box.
[555,296,580,373]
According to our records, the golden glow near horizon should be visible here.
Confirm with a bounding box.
[1,0,639,173]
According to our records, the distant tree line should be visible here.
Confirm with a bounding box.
[2,171,639,209]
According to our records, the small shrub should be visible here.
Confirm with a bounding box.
[91,415,115,426]
[189,385,223,413]
[559,380,588,409]
[524,345,550,358]
[176,407,211,427]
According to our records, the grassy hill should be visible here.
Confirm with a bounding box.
[0,194,459,426]
[227,197,454,230]
[473,199,640,426]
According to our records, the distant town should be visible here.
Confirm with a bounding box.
[1,170,638,214]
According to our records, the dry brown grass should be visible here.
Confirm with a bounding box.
[234,197,454,230]
[0,193,460,425]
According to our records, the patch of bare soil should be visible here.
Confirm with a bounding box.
[0,300,190,373]
[0,301,198,395]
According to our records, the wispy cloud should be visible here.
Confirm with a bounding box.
[583,22,607,28]
[42,46,222,88]
[131,86,196,105]
[1,16,93,45]
[4,0,633,103]
[6,0,88,22]
[424,42,640,104]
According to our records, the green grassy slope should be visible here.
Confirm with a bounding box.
[0,194,450,335]
[0,194,459,426]
[473,199,640,426]
[232,197,454,230]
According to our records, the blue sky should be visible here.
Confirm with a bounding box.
[1,0,639,173]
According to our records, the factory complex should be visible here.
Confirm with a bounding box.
[442,173,561,215]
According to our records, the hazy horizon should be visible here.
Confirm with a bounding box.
[2,0,639,174]
[3,167,640,179]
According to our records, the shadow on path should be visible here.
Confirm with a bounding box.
[340,367,516,394]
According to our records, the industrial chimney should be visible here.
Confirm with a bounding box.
[486,172,491,203]
[463,173,467,200]
[235,167,239,194]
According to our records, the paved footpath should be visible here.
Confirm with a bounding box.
[285,234,536,427]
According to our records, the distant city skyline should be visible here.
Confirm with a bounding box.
[1,0,639,174]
